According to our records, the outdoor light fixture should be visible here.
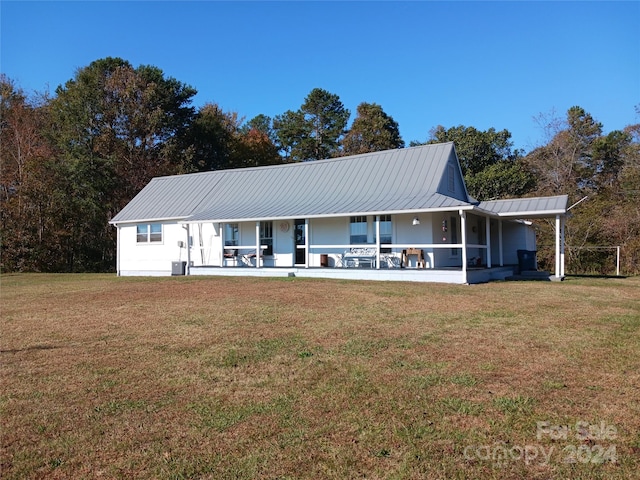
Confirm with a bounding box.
[412,216,421,226]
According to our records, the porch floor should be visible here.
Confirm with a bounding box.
[188,265,517,284]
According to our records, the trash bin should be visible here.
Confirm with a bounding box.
[517,250,537,272]
[171,261,186,276]
[320,254,329,267]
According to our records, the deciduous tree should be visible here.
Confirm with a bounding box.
[45,57,196,271]
[0,76,62,271]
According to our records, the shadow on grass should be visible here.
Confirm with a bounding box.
[0,344,60,354]
[565,274,628,279]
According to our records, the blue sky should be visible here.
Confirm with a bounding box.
[2,1,639,152]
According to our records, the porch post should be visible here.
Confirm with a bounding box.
[255,221,261,269]
[220,223,225,268]
[460,210,468,283]
[555,215,561,278]
[560,215,565,277]
[304,218,309,268]
[186,224,191,275]
[375,215,381,270]
[485,217,492,268]
[498,220,504,266]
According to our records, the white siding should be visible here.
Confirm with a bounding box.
[117,214,536,277]
[502,221,532,265]
[310,217,349,267]
[118,222,188,276]
[395,213,434,268]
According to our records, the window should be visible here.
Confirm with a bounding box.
[136,223,162,243]
[224,223,239,246]
[150,224,162,242]
[350,216,367,244]
[260,221,273,256]
[450,216,458,256]
[378,215,392,244]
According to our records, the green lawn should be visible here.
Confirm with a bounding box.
[1,273,639,479]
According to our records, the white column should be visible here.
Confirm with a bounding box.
[255,221,261,269]
[498,220,504,267]
[460,210,468,283]
[485,217,492,268]
[375,215,381,270]
[560,215,565,277]
[186,224,191,275]
[220,223,225,268]
[304,219,309,268]
[555,215,561,278]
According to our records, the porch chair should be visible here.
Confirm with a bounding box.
[402,248,426,269]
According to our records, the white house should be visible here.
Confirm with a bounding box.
[109,142,568,284]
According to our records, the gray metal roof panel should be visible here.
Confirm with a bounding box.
[111,142,466,224]
[478,195,568,217]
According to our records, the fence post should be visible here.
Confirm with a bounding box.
[616,246,620,276]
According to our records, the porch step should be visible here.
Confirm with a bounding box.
[505,270,552,281]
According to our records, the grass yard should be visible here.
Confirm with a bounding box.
[1,273,639,479]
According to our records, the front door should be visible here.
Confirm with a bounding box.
[294,219,306,265]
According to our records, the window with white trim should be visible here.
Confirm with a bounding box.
[136,223,162,243]
[378,215,392,244]
[376,215,393,253]
[350,216,368,244]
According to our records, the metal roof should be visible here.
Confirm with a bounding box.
[109,142,567,225]
[110,142,470,224]
[478,195,568,218]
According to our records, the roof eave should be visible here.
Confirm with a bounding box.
[109,216,188,226]
[491,209,567,218]
[181,205,476,225]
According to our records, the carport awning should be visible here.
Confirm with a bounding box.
[477,195,568,218]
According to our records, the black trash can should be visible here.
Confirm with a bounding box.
[517,250,537,272]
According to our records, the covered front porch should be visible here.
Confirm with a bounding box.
[181,204,567,284]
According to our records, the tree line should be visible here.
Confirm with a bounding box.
[1,57,638,274]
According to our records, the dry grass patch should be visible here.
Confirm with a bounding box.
[1,273,639,479]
